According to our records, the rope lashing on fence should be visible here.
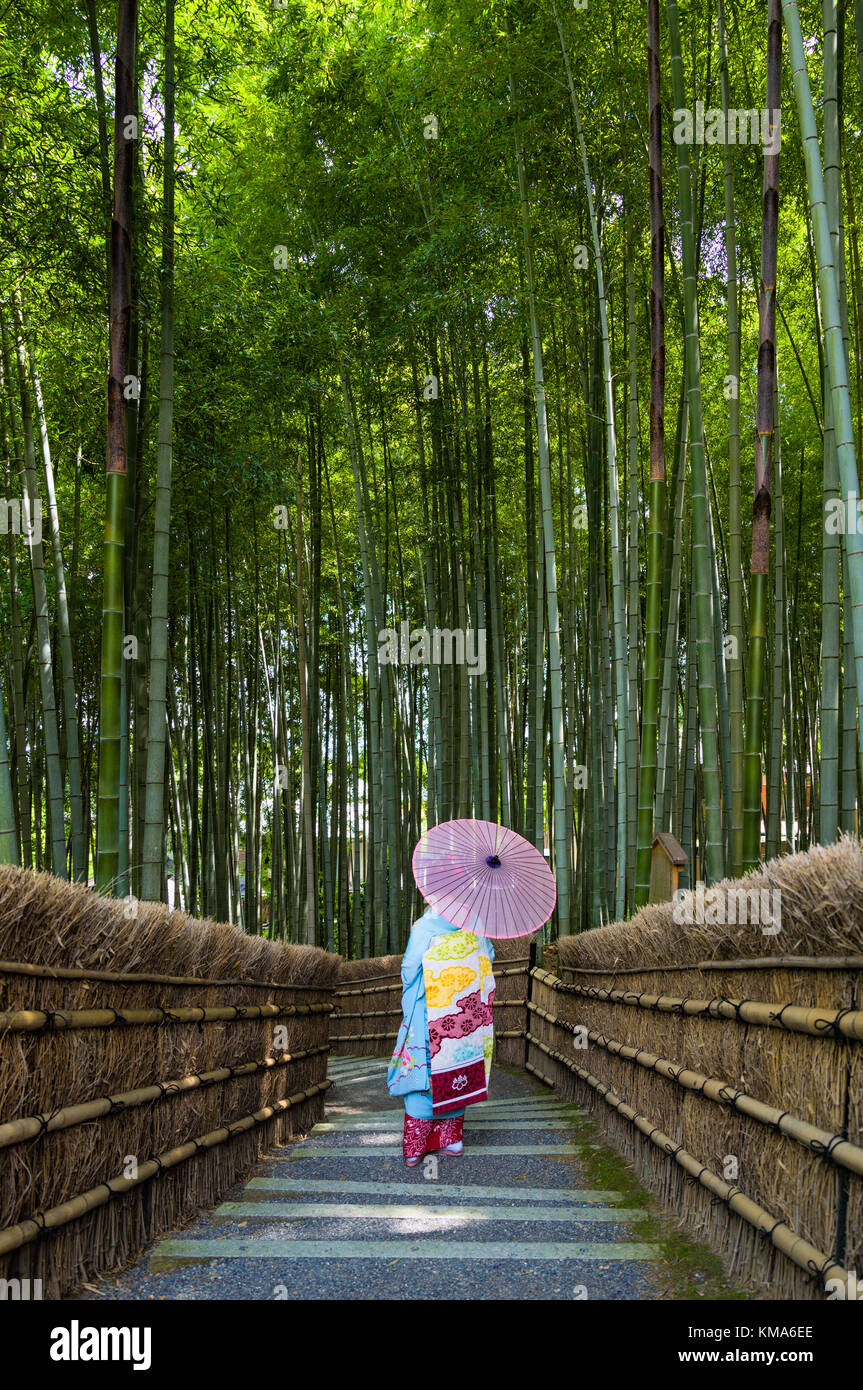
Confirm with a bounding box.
[531,968,863,1041]
[524,1032,853,1297]
[0,1079,332,1259]
[0,958,335,991]
[0,999,334,1035]
[561,954,863,976]
[527,1000,863,1177]
[0,1044,332,1149]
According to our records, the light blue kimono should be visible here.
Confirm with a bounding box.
[387,906,495,1119]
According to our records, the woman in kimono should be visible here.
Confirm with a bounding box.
[386,905,495,1166]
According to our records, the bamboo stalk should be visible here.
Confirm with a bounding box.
[635,0,666,907]
[720,0,745,875]
[140,0,176,904]
[96,0,137,893]
[784,0,863,766]
[743,0,782,870]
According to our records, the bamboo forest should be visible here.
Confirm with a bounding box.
[1,0,860,957]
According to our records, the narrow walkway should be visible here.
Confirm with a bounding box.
[84,1057,669,1300]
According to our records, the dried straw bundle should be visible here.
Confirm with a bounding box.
[0,865,340,1298]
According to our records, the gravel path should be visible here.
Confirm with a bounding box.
[75,1056,677,1301]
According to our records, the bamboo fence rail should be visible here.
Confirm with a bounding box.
[528,1000,863,1176]
[542,981,863,1041]
[0,864,340,1298]
[0,1045,331,1148]
[0,999,333,1034]
[525,1032,852,1297]
[0,1081,332,1259]
[560,955,863,975]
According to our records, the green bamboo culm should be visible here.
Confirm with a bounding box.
[508,19,571,932]
[719,0,745,875]
[634,0,666,909]
[97,471,128,892]
[555,2,628,919]
[823,0,847,844]
[9,303,67,879]
[783,0,863,765]
[96,0,137,894]
[742,0,782,870]
[743,571,769,866]
[636,481,665,900]
[25,326,86,880]
[140,0,175,904]
[666,0,725,884]
[0,668,18,864]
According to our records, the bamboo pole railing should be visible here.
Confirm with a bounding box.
[0,1045,331,1149]
[335,981,404,999]
[525,1033,852,1297]
[0,999,333,1034]
[335,972,403,994]
[528,1000,863,1176]
[534,969,863,1041]
[0,1080,332,1259]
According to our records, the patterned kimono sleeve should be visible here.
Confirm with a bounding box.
[480,938,495,1080]
[386,921,432,1097]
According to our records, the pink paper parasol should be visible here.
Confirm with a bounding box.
[412,818,557,938]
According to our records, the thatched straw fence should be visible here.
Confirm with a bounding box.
[0,865,340,1298]
[528,838,863,1300]
[331,936,534,1065]
[331,954,403,1058]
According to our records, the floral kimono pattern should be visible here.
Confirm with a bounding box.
[423,930,495,1114]
[387,907,495,1160]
